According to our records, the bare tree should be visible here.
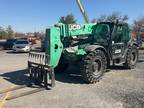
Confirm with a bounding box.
[6,25,14,39]
[59,13,77,24]
[0,26,12,39]
[132,17,144,41]
[133,17,144,32]
[92,12,129,23]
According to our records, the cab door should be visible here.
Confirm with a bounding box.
[112,24,126,59]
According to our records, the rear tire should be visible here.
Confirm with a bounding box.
[80,50,107,83]
[124,45,138,69]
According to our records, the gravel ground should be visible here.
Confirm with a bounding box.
[0,49,144,108]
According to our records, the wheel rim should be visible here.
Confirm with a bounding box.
[92,59,102,77]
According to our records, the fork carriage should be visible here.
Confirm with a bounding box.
[28,52,55,89]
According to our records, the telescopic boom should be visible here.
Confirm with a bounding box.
[76,0,90,23]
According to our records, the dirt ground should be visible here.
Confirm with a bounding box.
[0,50,144,108]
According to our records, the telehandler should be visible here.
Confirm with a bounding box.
[0,0,139,101]
[28,0,138,88]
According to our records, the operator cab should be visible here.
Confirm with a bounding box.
[93,22,131,65]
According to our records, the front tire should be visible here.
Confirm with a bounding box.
[80,50,107,83]
[124,45,138,69]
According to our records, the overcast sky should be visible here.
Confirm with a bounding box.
[0,0,143,32]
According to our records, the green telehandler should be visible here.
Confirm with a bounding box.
[28,0,138,88]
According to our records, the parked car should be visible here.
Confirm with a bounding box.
[4,39,17,49]
[13,40,31,52]
[0,40,6,50]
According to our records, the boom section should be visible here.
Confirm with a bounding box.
[45,23,95,68]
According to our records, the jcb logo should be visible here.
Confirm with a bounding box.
[69,24,81,30]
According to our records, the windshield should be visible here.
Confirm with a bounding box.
[94,23,111,43]
[95,24,110,35]
[16,41,29,44]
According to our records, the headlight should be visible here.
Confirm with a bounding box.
[25,46,30,48]
[13,46,16,49]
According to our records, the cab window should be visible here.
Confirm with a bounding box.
[114,25,123,43]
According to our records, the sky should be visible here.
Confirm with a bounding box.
[0,0,144,32]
